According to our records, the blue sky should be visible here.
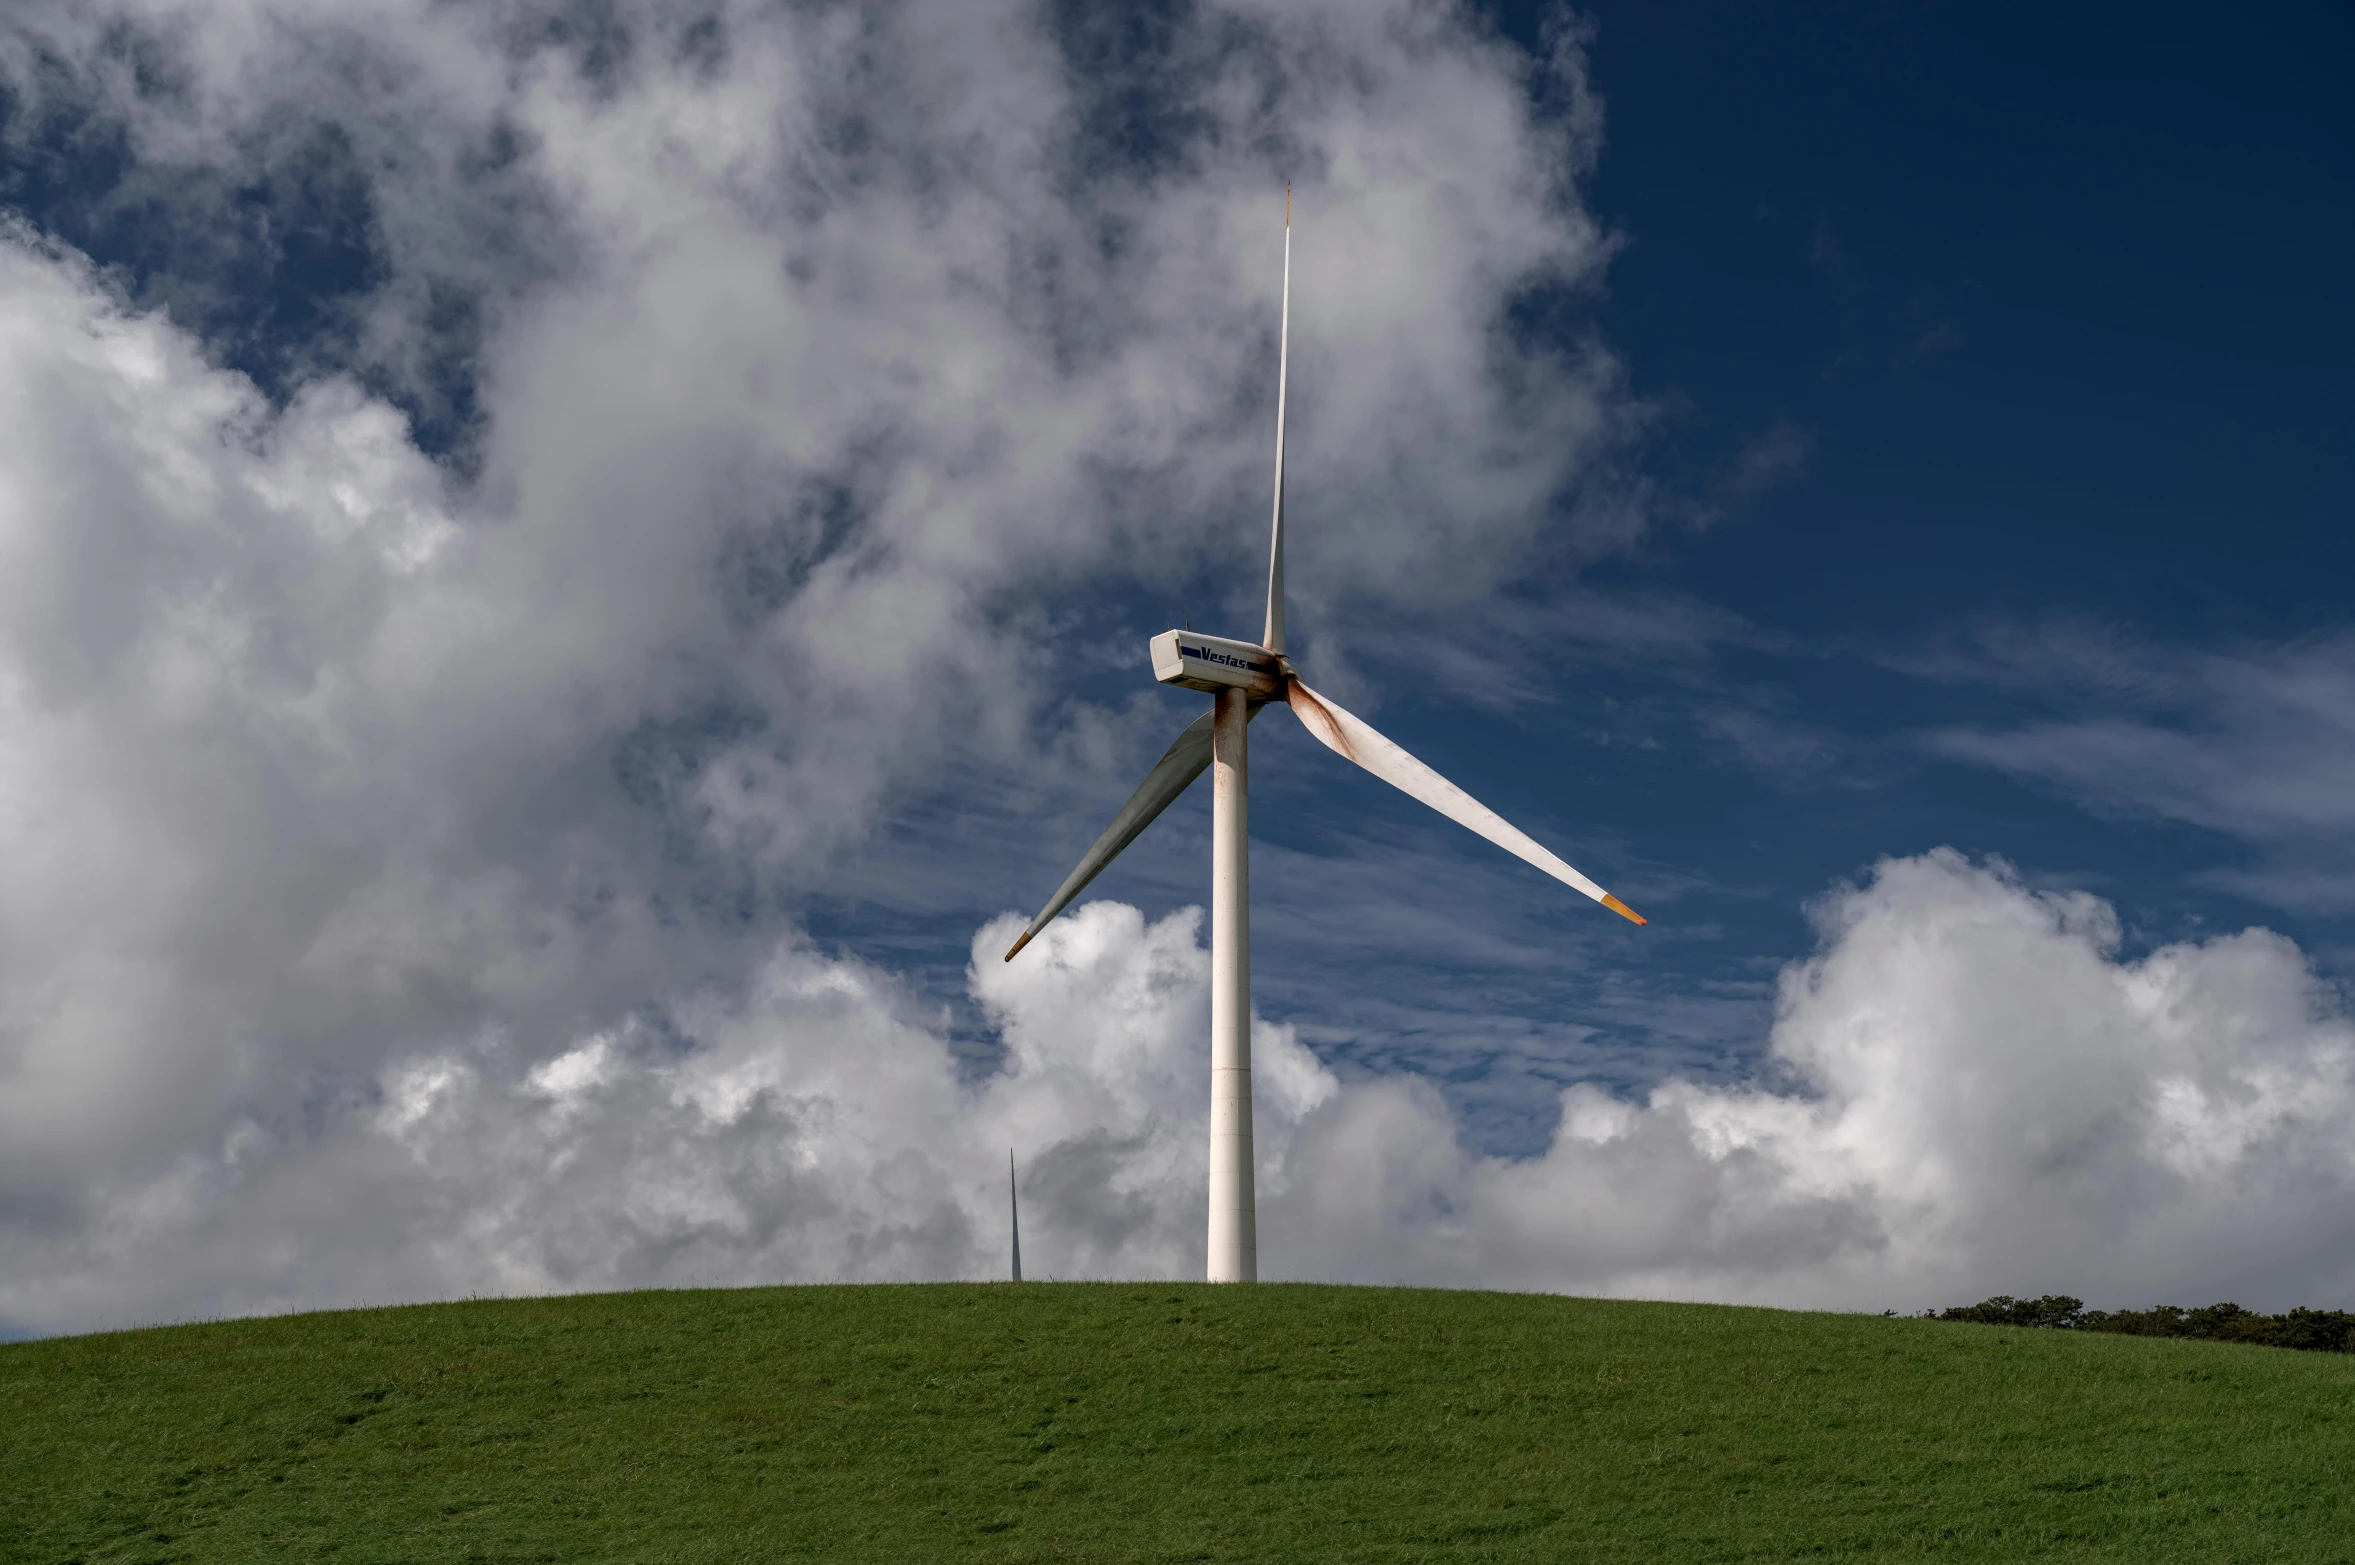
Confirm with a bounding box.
[813,0,2355,1152]
[1555,0,2355,1119]
[2,0,2352,1327]
[1569,0,2355,1015]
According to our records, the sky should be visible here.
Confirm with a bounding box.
[0,0,2350,1337]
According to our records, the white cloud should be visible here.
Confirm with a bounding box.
[15,855,2355,1334]
[0,0,1637,1329]
[0,901,1340,1330]
[1271,849,2355,1312]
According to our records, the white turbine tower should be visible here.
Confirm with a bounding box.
[1004,193,1647,1283]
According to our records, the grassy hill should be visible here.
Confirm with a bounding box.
[4,1283,2351,1563]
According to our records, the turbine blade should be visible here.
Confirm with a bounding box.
[1263,187,1291,654]
[1283,675,1647,925]
[1004,710,1217,960]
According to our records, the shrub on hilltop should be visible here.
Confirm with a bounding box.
[1926,1294,2355,1354]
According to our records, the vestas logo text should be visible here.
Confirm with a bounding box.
[1180,644,1275,672]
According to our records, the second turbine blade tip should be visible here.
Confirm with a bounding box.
[1283,674,1651,928]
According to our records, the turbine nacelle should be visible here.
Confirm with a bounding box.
[1150,630,1285,698]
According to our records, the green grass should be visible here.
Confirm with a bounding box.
[4,1284,2352,1563]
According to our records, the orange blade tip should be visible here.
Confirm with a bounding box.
[1601,893,1647,927]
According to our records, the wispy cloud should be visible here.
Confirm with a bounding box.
[1916,623,2355,906]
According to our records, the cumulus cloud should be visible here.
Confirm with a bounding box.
[1,901,1342,1331]
[15,855,2355,1334]
[0,0,1641,1330]
[1273,850,2355,1312]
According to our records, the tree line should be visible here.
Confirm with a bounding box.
[1921,1295,2355,1354]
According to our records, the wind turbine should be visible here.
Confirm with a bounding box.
[1004,193,1647,1283]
